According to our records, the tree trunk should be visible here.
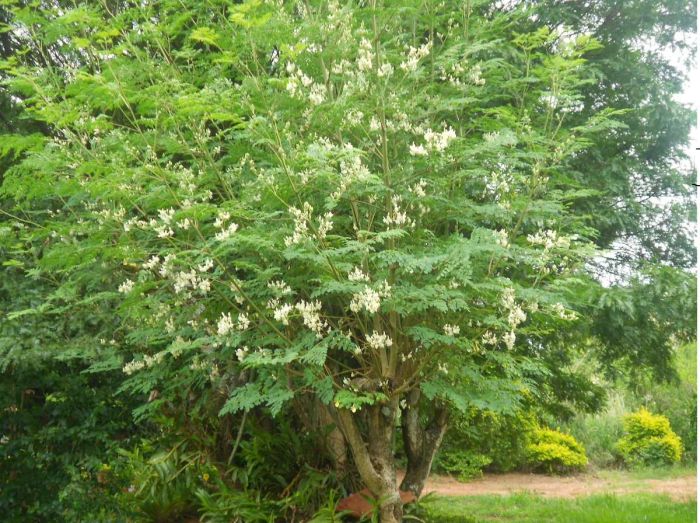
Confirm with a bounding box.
[332,402,403,522]
[318,403,348,474]
[400,390,449,497]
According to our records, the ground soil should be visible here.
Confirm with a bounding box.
[421,472,697,502]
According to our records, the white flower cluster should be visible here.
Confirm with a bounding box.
[357,37,374,71]
[527,230,570,250]
[377,62,394,77]
[217,311,250,335]
[153,208,175,238]
[483,168,514,206]
[268,280,293,296]
[438,61,465,86]
[308,83,327,105]
[317,212,334,240]
[333,150,371,199]
[409,143,428,156]
[350,286,382,314]
[173,269,210,295]
[118,279,135,294]
[273,303,293,325]
[410,126,456,156]
[366,331,393,350]
[236,346,249,362]
[286,63,326,105]
[284,202,313,246]
[424,126,457,152]
[400,41,432,72]
[348,267,370,282]
[237,312,250,330]
[482,331,498,346]
[217,312,234,336]
[503,331,516,350]
[494,229,509,248]
[443,324,460,336]
[553,302,577,321]
[122,351,165,375]
[123,359,145,375]
[500,287,525,349]
[468,64,486,85]
[502,288,526,328]
[409,179,428,198]
[197,258,214,273]
[383,195,415,229]
[295,300,326,337]
[214,210,239,241]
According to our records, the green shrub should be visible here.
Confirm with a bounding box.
[525,428,588,474]
[564,392,627,468]
[616,408,683,467]
[435,450,493,481]
[638,343,697,464]
[437,410,537,475]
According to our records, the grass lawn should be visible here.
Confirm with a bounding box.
[596,465,697,481]
[420,493,697,523]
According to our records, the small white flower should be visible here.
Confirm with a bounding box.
[197,258,214,272]
[348,267,370,282]
[508,305,527,328]
[308,83,326,105]
[400,41,432,72]
[235,346,249,362]
[366,331,393,350]
[143,255,160,270]
[317,212,333,240]
[158,208,175,224]
[482,331,498,345]
[503,331,516,350]
[118,279,135,294]
[443,324,460,336]
[377,62,394,77]
[215,222,239,241]
[295,300,326,336]
[217,312,234,336]
[409,143,428,156]
[357,37,374,71]
[214,211,230,229]
[494,229,509,248]
[273,304,293,325]
[198,278,211,294]
[350,286,381,314]
[123,359,145,375]
[237,313,250,330]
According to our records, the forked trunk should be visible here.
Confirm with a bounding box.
[400,390,449,496]
[333,402,403,522]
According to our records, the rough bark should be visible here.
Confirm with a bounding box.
[333,402,403,522]
[400,390,449,497]
[318,403,348,473]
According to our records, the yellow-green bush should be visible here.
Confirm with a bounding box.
[616,408,683,467]
[525,428,588,474]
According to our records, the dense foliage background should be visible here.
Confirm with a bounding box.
[0,1,695,522]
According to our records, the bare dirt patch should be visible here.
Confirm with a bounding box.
[421,472,697,502]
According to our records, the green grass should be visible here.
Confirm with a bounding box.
[597,465,696,481]
[422,493,697,523]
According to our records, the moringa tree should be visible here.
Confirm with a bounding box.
[1,1,619,520]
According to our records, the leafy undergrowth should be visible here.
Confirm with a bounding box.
[423,493,697,523]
